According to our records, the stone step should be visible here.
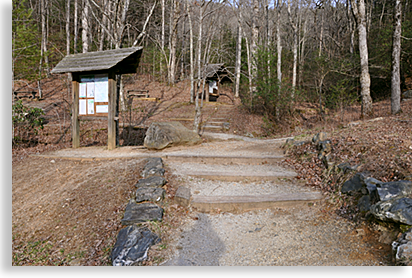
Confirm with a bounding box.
[164,154,284,164]
[177,170,297,182]
[190,192,324,213]
[202,125,223,130]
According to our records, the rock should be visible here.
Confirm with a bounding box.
[121,202,164,225]
[293,140,310,147]
[392,227,412,265]
[144,122,201,150]
[402,90,412,99]
[370,197,412,225]
[135,187,165,203]
[141,167,165,179]
[175,186,191,207]
[357,195,371,213]
[375,180,412,202]
[136,176,167,188]
[111,225,161,266]
[341,173,365,195]
[223,122,230,130]
[317,140,332,160]
[312,132,327,144]
[144,157,163,171]
[141,157,165,178]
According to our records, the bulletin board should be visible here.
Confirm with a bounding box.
[78,74,109,117]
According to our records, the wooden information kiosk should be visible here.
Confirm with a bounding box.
[51,47,143,150]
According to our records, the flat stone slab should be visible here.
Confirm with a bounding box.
[121,202,164,225]
[135,187,165,203]
[191,192,323,212]
[135,176,167,188]
[111,225,161,266]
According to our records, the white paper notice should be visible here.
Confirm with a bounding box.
[94,76,108,102]
[87,82,95,98]
[96,105,108,113]
[87,99,95,114]
[79,83,87,98]
[79,99,87,115]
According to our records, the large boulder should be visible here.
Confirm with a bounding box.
[144,122,202,150]
[111,225,161,266]
[374,180,412,202]
[370,197,412,225]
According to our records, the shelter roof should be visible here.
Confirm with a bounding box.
[196,64,233,82]
[51,47,143,75]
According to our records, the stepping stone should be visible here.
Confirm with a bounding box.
[135,187,165,203]
[135,176,167,188]
[141,167,165,178]
[121,202,163,225]
[111,225,161,266]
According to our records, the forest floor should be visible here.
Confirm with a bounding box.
[12,74,412,265]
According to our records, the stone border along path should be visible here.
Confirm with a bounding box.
[110,157,166,266]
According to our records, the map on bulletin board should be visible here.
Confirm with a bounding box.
[78,74,108,116]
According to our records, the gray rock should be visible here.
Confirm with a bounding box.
[144,157,164,171]
[136,176,167,188]
[135,187,165,203]
[141,167,165,179]
[357,195,371,213]
[312,132,327,144]
[175,186,191,207]
[370,197,412,225]
[111,225,161,266]
[375,180,412,202]
[293,140,310,147]
[317,140,332,160]
[141,157,165,178]
[341,173,364,195]
[144,122,202,150]
[392,227,412,266]
[121,202,164,225]
[402,90,412,99]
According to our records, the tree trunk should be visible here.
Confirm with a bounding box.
[40,0,49,79]
[391,0,402,114]
[351,0,373,117]
[235,20,242,98]
[82,0,89,53]
[250,0,259,92]
[99,0,109,51]
[287,0,297,97]
[74,0,78,53]
[276,1,282,121]
[194,2,204,133]
[66,0,70,55]
[168,0,180,84]
[187,0,195,103]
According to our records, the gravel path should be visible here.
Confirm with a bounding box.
[160,133,389,266]
[163,207,385,266]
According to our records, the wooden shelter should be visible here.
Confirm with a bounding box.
[197,64,233,102]
[51,47,143,150]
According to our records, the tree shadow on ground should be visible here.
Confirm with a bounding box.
[164,213,225,266]
[119,126,147,146]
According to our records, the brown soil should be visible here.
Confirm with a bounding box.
[12,157,141,265]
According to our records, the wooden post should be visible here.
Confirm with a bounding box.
[72,73,80,148]
[108,71,117,150]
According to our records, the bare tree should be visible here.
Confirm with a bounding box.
[350,0,373,117]
[391,0,402,114]
[74,0,78,53]
[168,0,180,84]
[287,0,298,97]
[66,0,70,55]
[82,0,90,53]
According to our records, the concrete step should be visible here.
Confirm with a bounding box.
[189,192,324,213]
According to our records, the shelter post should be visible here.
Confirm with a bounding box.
[72,73,80,148]
[108,72,117,150]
